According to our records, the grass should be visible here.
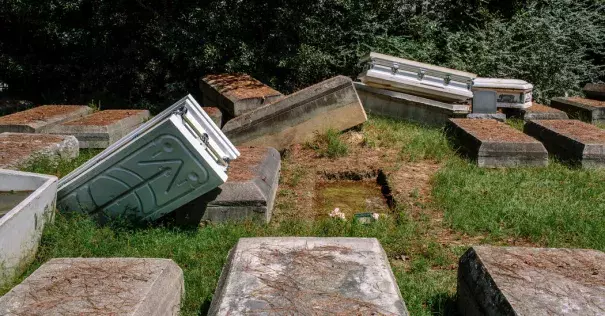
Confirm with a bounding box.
[4,114,605,315]
[305,128,349,158]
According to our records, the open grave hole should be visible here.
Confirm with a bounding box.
[313,170,396,220]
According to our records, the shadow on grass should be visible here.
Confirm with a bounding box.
[429,292,460,316]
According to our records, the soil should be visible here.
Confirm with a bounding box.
[526,103,563,113]
[313,181,388,219]
[226,146,266,182]
[451,118,538,143]
[63,110,146,126]
[0,133,65,166]
[538,120,605,143]
[203,73,282,101]
[568,97,605,108]
[0,105,85,124]
[202,107,221,116]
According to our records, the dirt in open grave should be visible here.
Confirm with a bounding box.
[63,110,146,126]
[0,105,84,124]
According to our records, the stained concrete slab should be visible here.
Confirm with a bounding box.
[457,246,605,316]
[203,107,223,127]
[524,119,605,168]
[57,95,238,223]
[0,170,57,288]
[447,119,548,168]
[47,109,150,148]
[209,237,408,315]
[550,97,605,123]
[0,133,79,169]
[0,105,93,133]
[0,258,184,316]
[583,83,605,101]
[177,146,280,224]
[354,82,468,126]
[201,73,283,117]
[223,76,368,150]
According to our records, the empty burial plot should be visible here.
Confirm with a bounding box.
[447,118,548,167]
[48,109,150,148]
[0,105,92,133]
[525,119,605,168]
[550,97,605,123]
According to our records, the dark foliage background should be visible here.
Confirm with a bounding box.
[1,0,604,111]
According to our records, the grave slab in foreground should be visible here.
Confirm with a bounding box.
[0,258,184,316]
[354,82,468,126]
[0,170,57,288]
[0,105,93,133]
[201,73,283,117]
[48,109,150,148]
[222,76,367,150]
[524,119,605,168]
[57,95,239,223]
[0,133,79,169]
[458,246,605,316]
[550,97,605,123]
[209,237,408,315]
[447,118,548,167]
[177,146,280,224]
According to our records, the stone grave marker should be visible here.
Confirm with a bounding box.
[583,83,605,101]
[467,90,506,121]
[524,119,605,168]
[200,73,283,117]
[550,97,605,123]
[209,237,408,315]
[447,118,548,167]
[177,146,281,224]
[458,246,605,316]
[0,133,79,169]
[0,105,92,133]
[0,258,184,316]
[222,76,367,150]
[47,109,150,148]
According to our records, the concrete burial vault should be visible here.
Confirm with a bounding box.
[0,170,57,288]
[447,118,548,168]
[222,76,368,150]
[0,258,184,316]
[0,132,79,169]
[201,73,283,117]
[583,83,605,101]
[550,97,605,123]
[57,95,239,223]
[47,109,150,148]
[209,237,408,315]
[203,106,223,127]
[525,119,605,168]
[458,246,605,316]
[177,146,280,224]
[516,102,568,121]
[354,82,469,126]
[0,104,92,133]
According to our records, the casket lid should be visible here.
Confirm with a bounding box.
[361,52,477,80]
[473,78,533,90]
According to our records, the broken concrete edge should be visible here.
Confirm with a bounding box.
[208,237,408,316]
[58,94,239,189]
[202,107,223,127]
[524,120,605,168]
[47,110,151,149]
[446,119,548,168]
[466,113,506,122]
[354,82,468,126]
[0,169,57,288]
[0,258,185,316]
[550,97,605,123]
[0,105,93,133]
[457,247,517,316]
[0,133,79,170]
[222,76,367,150]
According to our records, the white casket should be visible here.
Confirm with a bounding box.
[358,52,477,102]
[472,78,533,109]
[57,95,239,222]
